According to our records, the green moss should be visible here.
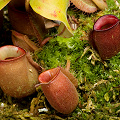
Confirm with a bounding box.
[34,1,120,119]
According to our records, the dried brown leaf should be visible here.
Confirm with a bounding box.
[12,30,38,51]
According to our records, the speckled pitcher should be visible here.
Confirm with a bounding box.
[89,14,120,60]
[0,45,42,98]
[38,67,79,114]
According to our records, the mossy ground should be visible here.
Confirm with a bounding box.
[0,0,120,119]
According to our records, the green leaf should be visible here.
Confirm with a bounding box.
[104,92,109,102]
[58,22,73,38]
[0,0,11,10]
[30,0,73,37]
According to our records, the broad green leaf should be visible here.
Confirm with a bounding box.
[30,0,73,37]
[0,0,11,10]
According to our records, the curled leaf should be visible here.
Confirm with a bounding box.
[0,0,11,10]
[92,0,108,10]
[58,22,73,38]
[30,0,73,37]
[12,30,38,52]
[43,18,59,29]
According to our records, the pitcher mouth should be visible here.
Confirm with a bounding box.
[0,45,26,61]
[35,67,61,88]
[94,14,119,31]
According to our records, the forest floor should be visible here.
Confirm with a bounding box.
[0,0,120,120]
